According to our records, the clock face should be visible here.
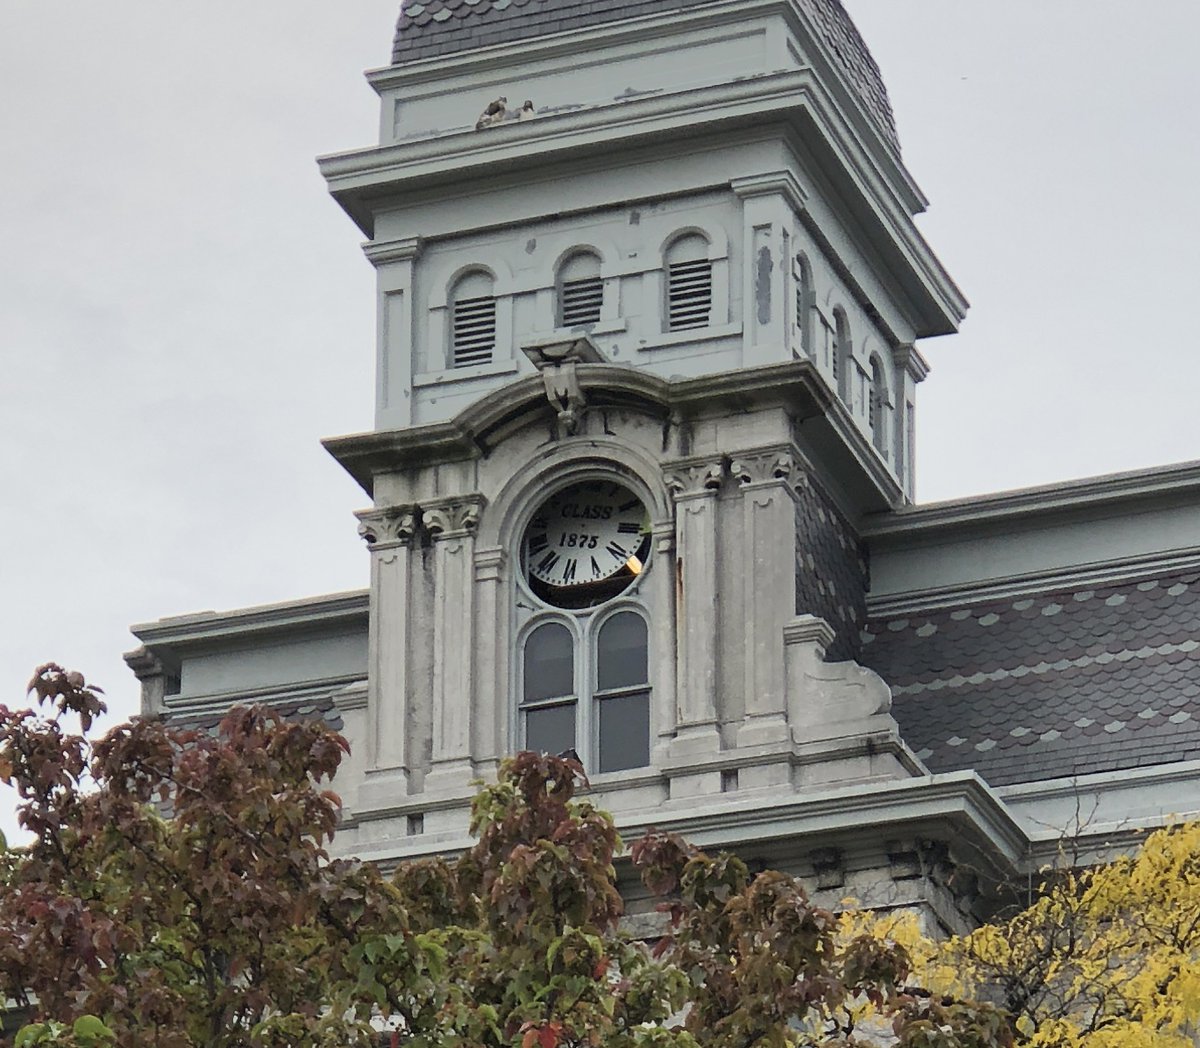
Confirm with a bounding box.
[522,481,650,607]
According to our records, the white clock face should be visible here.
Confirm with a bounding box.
[523,481,649,598]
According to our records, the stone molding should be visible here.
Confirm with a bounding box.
[362,235,424,266]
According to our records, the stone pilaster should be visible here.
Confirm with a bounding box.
[424,494,485,792]
[729,445,804,755]
[663,457,724,775]
[356,505,418,786]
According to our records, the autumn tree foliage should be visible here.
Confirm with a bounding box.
[20,662,1193,1047]
[860,820,1200,1048]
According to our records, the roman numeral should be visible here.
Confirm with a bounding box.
[531,516,548,529]
[528,534,549,553]
[561,559,578,584]
[537,552,560,574]
[590,556,601,578]
[606,542,628,561]
[617,522,640,534]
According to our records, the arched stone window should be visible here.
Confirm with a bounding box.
[520,620,576,756]
[794,254,815,358]
[869,354,889,453]
[515,476,654,774]
[593,610,650,773]
[832,307,853,403]
[664,233,712,332]
[449,269,496,368]
[556,250,603,328]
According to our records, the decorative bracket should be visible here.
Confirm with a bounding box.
[520,334,606,436]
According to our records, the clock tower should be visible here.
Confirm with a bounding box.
[315,0,970,863]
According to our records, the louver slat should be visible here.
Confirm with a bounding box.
[452,295,496,367]
[667,259,712,331]
[560,276,603,327]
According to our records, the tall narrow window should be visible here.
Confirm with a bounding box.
[869,355,888,453]
[521,621,576,756]
[833,308,852,403]
[557,251,603,328]
[450,270,496,368]
[794,254,814,358]
[665,234,712,331]
[595,611,650,773]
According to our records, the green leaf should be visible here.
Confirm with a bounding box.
[73,1015,115,1043]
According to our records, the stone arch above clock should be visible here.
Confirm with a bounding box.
[333,357,914,820]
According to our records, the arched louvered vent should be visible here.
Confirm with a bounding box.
[833,308,852,402]
[557,252,603,328]
[665,234,712,332]
[794,254,814,357]
[869,355,888,452]
[450,270,496,368]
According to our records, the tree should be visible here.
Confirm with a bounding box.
[0,665,1011,1047]
[844,824,1200,1048]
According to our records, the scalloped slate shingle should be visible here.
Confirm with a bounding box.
[166,696,345,738]
[391,0,899,150]
[796,479,868,662]
[861,571,1200,787]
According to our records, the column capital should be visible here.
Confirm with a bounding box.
[425,494,486,541]
[663,456,724,499]
[729,443,809,489]
[356,505,418,550]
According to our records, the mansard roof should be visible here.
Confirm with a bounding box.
[390,0,899,150]
[864,567,1200,787]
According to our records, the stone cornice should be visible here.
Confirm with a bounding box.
[863,458,1200,542]
[320,68,964,333]
[129,590,369,650]
[364,0,917,205]
[866,545,1200,617]
[324,360,830,495]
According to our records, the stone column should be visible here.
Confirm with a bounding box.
[730,445,803,756]
[355,506,418,787]
[663,457,725,767]
[424,494,485,793]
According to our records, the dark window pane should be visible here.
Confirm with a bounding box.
[598,691,650,773]
[596,612,648,691]
[525,703,576,756]
[524,622,574,702]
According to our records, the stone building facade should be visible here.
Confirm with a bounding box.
[126,0,1200,929]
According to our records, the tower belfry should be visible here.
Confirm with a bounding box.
[127,0,1200,926]
[307,0,971,855]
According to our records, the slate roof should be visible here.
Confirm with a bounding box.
[861,569,1200,787]
[391,0,899,150]
[165,695,345,738]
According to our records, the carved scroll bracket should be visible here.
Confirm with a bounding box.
[521,334,605,437]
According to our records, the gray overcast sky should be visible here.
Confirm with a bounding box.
[2,1,1199,840]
